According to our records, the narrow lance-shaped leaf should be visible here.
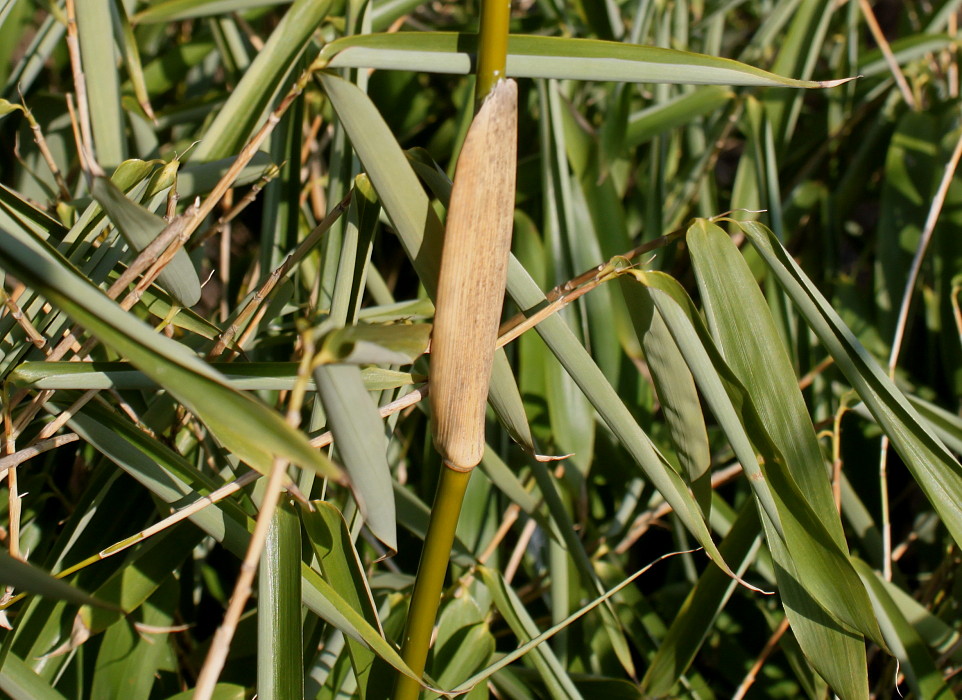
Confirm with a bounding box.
[686,219,878,698]
[621,279,711,513]
[191,0,335,160]
[629,271,883,645]
[0,551,111,610]
[75,0,126,167]
[10,361,416,393]
[314,363,397,554]
[737,218,962,551]
[91,174,201,307]
[302,502,382,699]
[318,32,856,87]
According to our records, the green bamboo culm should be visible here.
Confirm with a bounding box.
[392,468,472,700]
[475,0,511,106]
[393,2,515,698]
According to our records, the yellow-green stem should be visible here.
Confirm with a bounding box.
[475,0,511,106]
[393,467,472,700]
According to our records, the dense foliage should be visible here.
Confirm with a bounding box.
[0,1,961,698]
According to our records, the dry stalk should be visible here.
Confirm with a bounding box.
[857,0,917,110]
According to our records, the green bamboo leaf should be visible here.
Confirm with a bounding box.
[625,85,733,148]
[626,269,889,680]
[47,393,419,687]
[91,174,201,307]
[191,0,334,160]
[0,183,69,241]
[134,0,290,22]
[880,578,962,665]
[0,651,69,700]
[317,322,430,366]
[302,502,381,699]
[503,256,741,584]
[0,551,108,609]
[431,596,495,691]
[738,218,962,556]
[852,559,957,700]
[109,0,153,120]
[858,34,956,78]
[10,361,415,393]
[524,456,635,677]
[60,399,427,689]
[314,363,396,554]
[760,0,835,148]
[318,72,443,295]
[76,527,203,646]
[687,220,878,697]
[2,10,64,98]
[258,501,303,700]
[75,0,127,167]
[621,280,711,511]
[0,223,342,483]
[319,32,855,87]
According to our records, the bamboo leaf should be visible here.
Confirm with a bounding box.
[302,502,381,698]
[76,0,127,167]
[0,651,69,700]
[10,361,415,393]
[90,578,177,700]
[317,322,430,366]
[134,0,290,22]
[0,551,108,610]
[738,219,962,558]
[641,503,762,696]
[621,280,711,512]
[91,174,201,307]
[314,363,397,554]
[319,32,855,87]
[687,219,879,697]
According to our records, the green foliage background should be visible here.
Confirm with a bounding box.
[0,1,961,699]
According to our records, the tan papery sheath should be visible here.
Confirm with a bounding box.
[430,78,518,471]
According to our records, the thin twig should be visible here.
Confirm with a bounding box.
[0,287,49,353]
[0,434,80,475]
[858,0,918,110]
[210,191,351,359]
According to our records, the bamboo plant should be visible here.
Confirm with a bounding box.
[0,3,961,700]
